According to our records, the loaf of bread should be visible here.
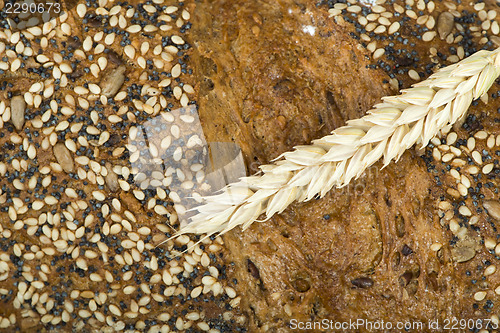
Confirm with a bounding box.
[1,0,500,332]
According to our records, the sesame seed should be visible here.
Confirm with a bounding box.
[89,273,103,282]
[124,45,136,60]
[460,175,471,188]
[432,148,441,161]
[387,21,400,35]
[474,131,488,140]
[446,132,457,145]
[449,219,459,233]
[467,165,479,174]
[328,8,341,17]
[88,83,101,95]
[447,188,460,199]
[123,286,136,295]
[422,31,437,42]
[109,304,122,317]
[171,35,185,45]
[127,24,142,34]
[76,3,87,17]
[171,64,181,78]
[458,206,472,216]
[374,25,387,34]
[472,151,483,165]
[347,5,361,13]
[492,21,500,35]
[197,322,210,331]
[202,276,216,286]
[487,135,495,148]
[430,243,442,251]
[85,250,98,259]
[190,286,202,298]
[373,48,385,59]
[457,183,468,197]
[483,163,494,174]
[449,146,461,156]
[408,69,420,81]
[442,153,454,163]
[485,238,497,250]
[484,265,496,276]
[474,291,487,301]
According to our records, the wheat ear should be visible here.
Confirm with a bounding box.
[178,48,500,237]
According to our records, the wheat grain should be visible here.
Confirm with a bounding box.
[176,48,500,238]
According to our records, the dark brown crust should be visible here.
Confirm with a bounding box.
[192,0,392,171]
[191,0,500,332]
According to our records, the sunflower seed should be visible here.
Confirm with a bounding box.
[438,12,454,40]
[10,96,26,131]
[101,65,126,97]
[105,163,119,192]
[484,201,500,221]
[53,143,74,173]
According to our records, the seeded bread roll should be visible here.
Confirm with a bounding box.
[1,0,500,332]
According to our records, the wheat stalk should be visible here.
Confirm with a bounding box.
[176,48,500,238]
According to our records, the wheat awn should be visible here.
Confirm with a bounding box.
[176,47,500,239]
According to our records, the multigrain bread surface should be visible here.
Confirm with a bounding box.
[0,0,248,331]
[1,0,500,332]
